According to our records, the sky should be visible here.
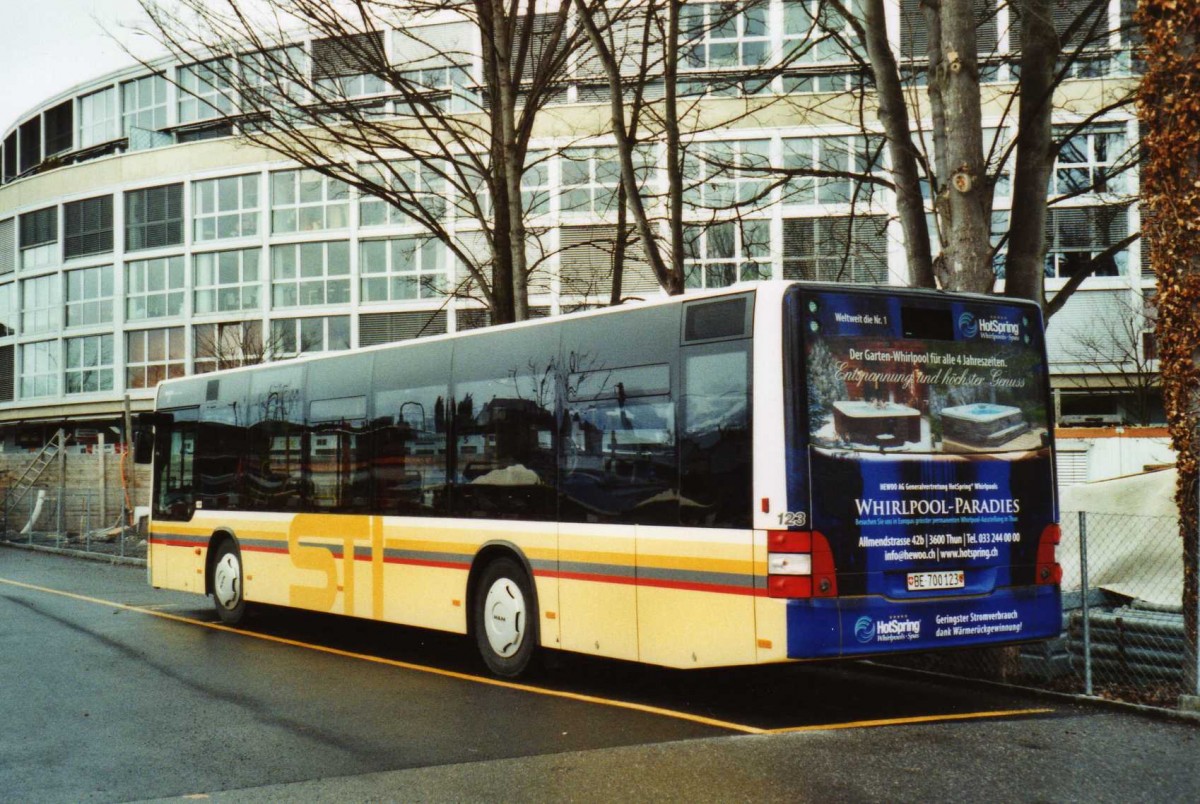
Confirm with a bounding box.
[0,0,162,132]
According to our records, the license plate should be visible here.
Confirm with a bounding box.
[907,570,965,592]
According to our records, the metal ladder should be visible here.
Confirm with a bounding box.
[6,430,68,510]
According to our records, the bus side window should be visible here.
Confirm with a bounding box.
[371,385,450,516]
[451,328,559,522]
[681,344,752,528]
[561,365,677,526]
[310,396,369,513]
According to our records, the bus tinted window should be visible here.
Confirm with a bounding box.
[310,396,369,513]
[562,364,676,525]
[153,408,197,521]
[681,344,752,527]
[452,328,559,521]
[244,366,307,510]
[373,383,450,515]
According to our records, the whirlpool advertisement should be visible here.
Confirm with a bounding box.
[783,288,1062,658]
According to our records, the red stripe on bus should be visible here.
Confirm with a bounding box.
[545,570,764,597]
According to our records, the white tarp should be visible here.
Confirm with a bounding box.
[1059,468,1182,608]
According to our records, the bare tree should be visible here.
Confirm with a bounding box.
[136,0,592,323]
[1060,291,1160,426]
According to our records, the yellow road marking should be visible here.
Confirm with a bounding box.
[769,708,1053,733]
[0,576,764,735]
[0,575,1054,737]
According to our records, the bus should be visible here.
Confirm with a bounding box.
[139,281,1062,677]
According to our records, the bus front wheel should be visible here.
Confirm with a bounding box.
[211,540,248,625]
[473,558,537,678]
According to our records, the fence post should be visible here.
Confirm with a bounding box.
[56,427,66,544]
[1079,510,1093,696]
[1195,478,1200,697]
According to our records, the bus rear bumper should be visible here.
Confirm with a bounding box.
[784,585,1061,659]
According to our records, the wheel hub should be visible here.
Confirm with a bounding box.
[213,552,242,610]
[483,578,525,658]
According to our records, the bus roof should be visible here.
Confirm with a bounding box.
[154,280,1041,408]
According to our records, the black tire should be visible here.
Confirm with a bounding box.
[473,557,538,678]
[210,539,248,625]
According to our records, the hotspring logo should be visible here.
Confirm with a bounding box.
[856,615,921,644]
[854,616,877,644]
[959,311,1019,341]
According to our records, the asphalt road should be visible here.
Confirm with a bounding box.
[2,546,1198,803]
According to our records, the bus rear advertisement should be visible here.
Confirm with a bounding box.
[782,288,1061,658]
[140,281,1061,676]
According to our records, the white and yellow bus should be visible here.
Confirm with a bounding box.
[141,281,1062,677]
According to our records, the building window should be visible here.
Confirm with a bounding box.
[522,155,552,216]
[126,255,186,320]
[683,220,771,289]
[782,135,886,205]
[240,46,308,111]
[1044,206,1130,279]
[65,265,114,328]
[312,32,389,98]
[44,101,74,157]
[19,206,58,270]
[782,215,890,283]
[178,59,234,124]
[0,282,15,336]
[0,217,14,275]
[193,174,260,241]
[271,315,351,356]
[122,74,169,133]
[194,320,262,374]
[683,140,771,210]
[359,161,446,227]
[1054,126,1131,197]
[65,334,114,394]
[126,327,185,389]
[559,147,654,215]
[21,341,58,398]
[21,274,60,334]
[195,248,261,314]
[126,184,184,251]
[63,195,114,259]
[270,169,350,233]
[783,0,863,68]
[271,241,350,308]
[360,237,446,302]
[682,2,770,70]
[78,86,119,148]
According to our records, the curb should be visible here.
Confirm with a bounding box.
[0,538,147,568]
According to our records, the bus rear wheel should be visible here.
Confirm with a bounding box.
[211,540,248,625]
[473,557,537,678]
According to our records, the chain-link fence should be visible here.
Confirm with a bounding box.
[890,509,1192,710]
[1,488,147,560]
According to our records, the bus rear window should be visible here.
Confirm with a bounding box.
[798,290,1050,454]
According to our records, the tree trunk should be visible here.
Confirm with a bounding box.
[931,0,992,292]
[861,0,934,288]
[1005,0,1060,307]
[662,0,686,294]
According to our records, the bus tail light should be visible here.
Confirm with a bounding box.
[767,530,838,598]
[1036,524,1062,585]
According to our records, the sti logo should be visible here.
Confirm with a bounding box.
[957,311,979,338]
